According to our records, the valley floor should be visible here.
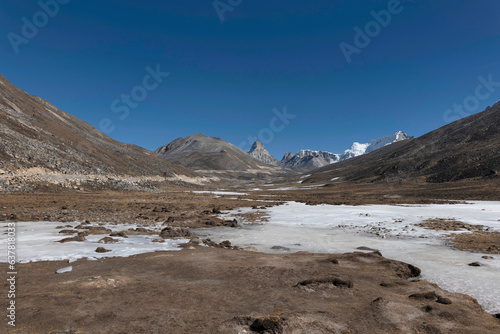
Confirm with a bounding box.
[1,181,500,333]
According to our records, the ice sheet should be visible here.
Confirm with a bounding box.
[195,201,500,314]
[0,221,188,263]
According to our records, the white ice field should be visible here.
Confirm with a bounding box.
[194,201,500,314]
[0,221,189,263]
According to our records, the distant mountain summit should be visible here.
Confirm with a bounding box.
[247,140,278,165]
[155,134,273,171]
[281,150,338,169]
[339,131,412,160]
[280,131,412,169]
[303,105,500,184]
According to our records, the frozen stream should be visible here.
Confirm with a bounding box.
[194,201,500,314]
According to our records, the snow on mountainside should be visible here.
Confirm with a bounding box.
[281,131,412,169]
[339,131,412,160]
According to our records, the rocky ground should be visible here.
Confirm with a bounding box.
[3,247,500,334]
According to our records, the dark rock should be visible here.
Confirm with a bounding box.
[166,217,175,223]
[87,226,112,234]
[59,229,78,234]
[160,227,193,239]
[224,219,240,228]
[436,296,452,305]
[423,305,433,312]
[110,231,128,238]
[98,237,119,244]
[95,247,111,253]
[356,246,379,252]
[482,256,495,260]
[271,245,291,251]
[468,262,482,267]
[219,240,233,248]
[212,208,221,214]
[249,316,284,334]
[58,235,86,243]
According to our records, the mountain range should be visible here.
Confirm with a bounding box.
[0,74,186,177]
[1,72,498,187]
[250,131,412,169]
[303,104,500,184]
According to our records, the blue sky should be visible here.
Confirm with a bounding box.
[1,0,499,159]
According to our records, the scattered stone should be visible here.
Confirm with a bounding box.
[95,247,111,253]
[110,231,128,238]
[98,237,119,244]
[202,238,239,249]
[78,231,89,237]
[212,208,221,214]
[55,266,72,274]
[58,235,86,243]
[468,262,482,267]
[152,238,165,243]
[436,296,452,305]
[249,315,284,333]
[160,227,193,239]
[271,245,291,251]
[482,256,495,260]
[189,237,201,245]
[224,219,240,228]
[87,226,112,234]
[58,229,78,234]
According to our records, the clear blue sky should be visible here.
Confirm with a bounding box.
[1,0,499,159]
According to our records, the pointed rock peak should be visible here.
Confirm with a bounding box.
[249,140,264,153]
[281,152,295,161]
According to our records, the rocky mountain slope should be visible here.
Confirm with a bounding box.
[281,131,411,169]
[303,104,500,184]
[0,74,187,177]
[247,140,278,165]
[155,134,277,172]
